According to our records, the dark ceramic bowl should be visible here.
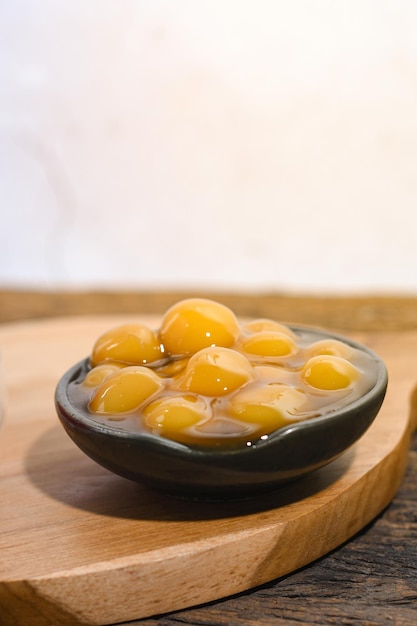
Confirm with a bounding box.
[55,326,388,500]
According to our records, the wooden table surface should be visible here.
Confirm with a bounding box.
[1,289,417,626]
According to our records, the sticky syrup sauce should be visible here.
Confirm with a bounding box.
[67,299,378,448]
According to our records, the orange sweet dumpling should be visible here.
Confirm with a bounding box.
[143,394,208,438]
[229,383,309,430]
[178,347,254,396]
[159,298,239,356]
[240,331,297,358]
[301,355,360,391]
[89,366,163,414]
[91,323,163,366]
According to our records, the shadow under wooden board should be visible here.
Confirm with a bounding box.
[0,316,416,626]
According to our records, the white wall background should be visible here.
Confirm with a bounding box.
[1,1,417,293]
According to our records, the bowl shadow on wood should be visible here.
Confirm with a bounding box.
[24,423,356,522]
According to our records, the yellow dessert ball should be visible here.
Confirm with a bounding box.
[229,384,308,430]
[240,331,297,358]
[179,347,254,396]
[143,394,208,438]
[301,355,360,391]
[159,298,240,356]
[83,363,125,387]
[91,323,163,366]
[89,366,163,414]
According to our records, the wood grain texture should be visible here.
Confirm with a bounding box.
[139,438,417,626]
[0,314,415,626]
[2,288,417,331]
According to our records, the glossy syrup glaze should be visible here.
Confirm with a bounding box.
[67,299,379,448]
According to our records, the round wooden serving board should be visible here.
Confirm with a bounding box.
[0,316,416,626]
